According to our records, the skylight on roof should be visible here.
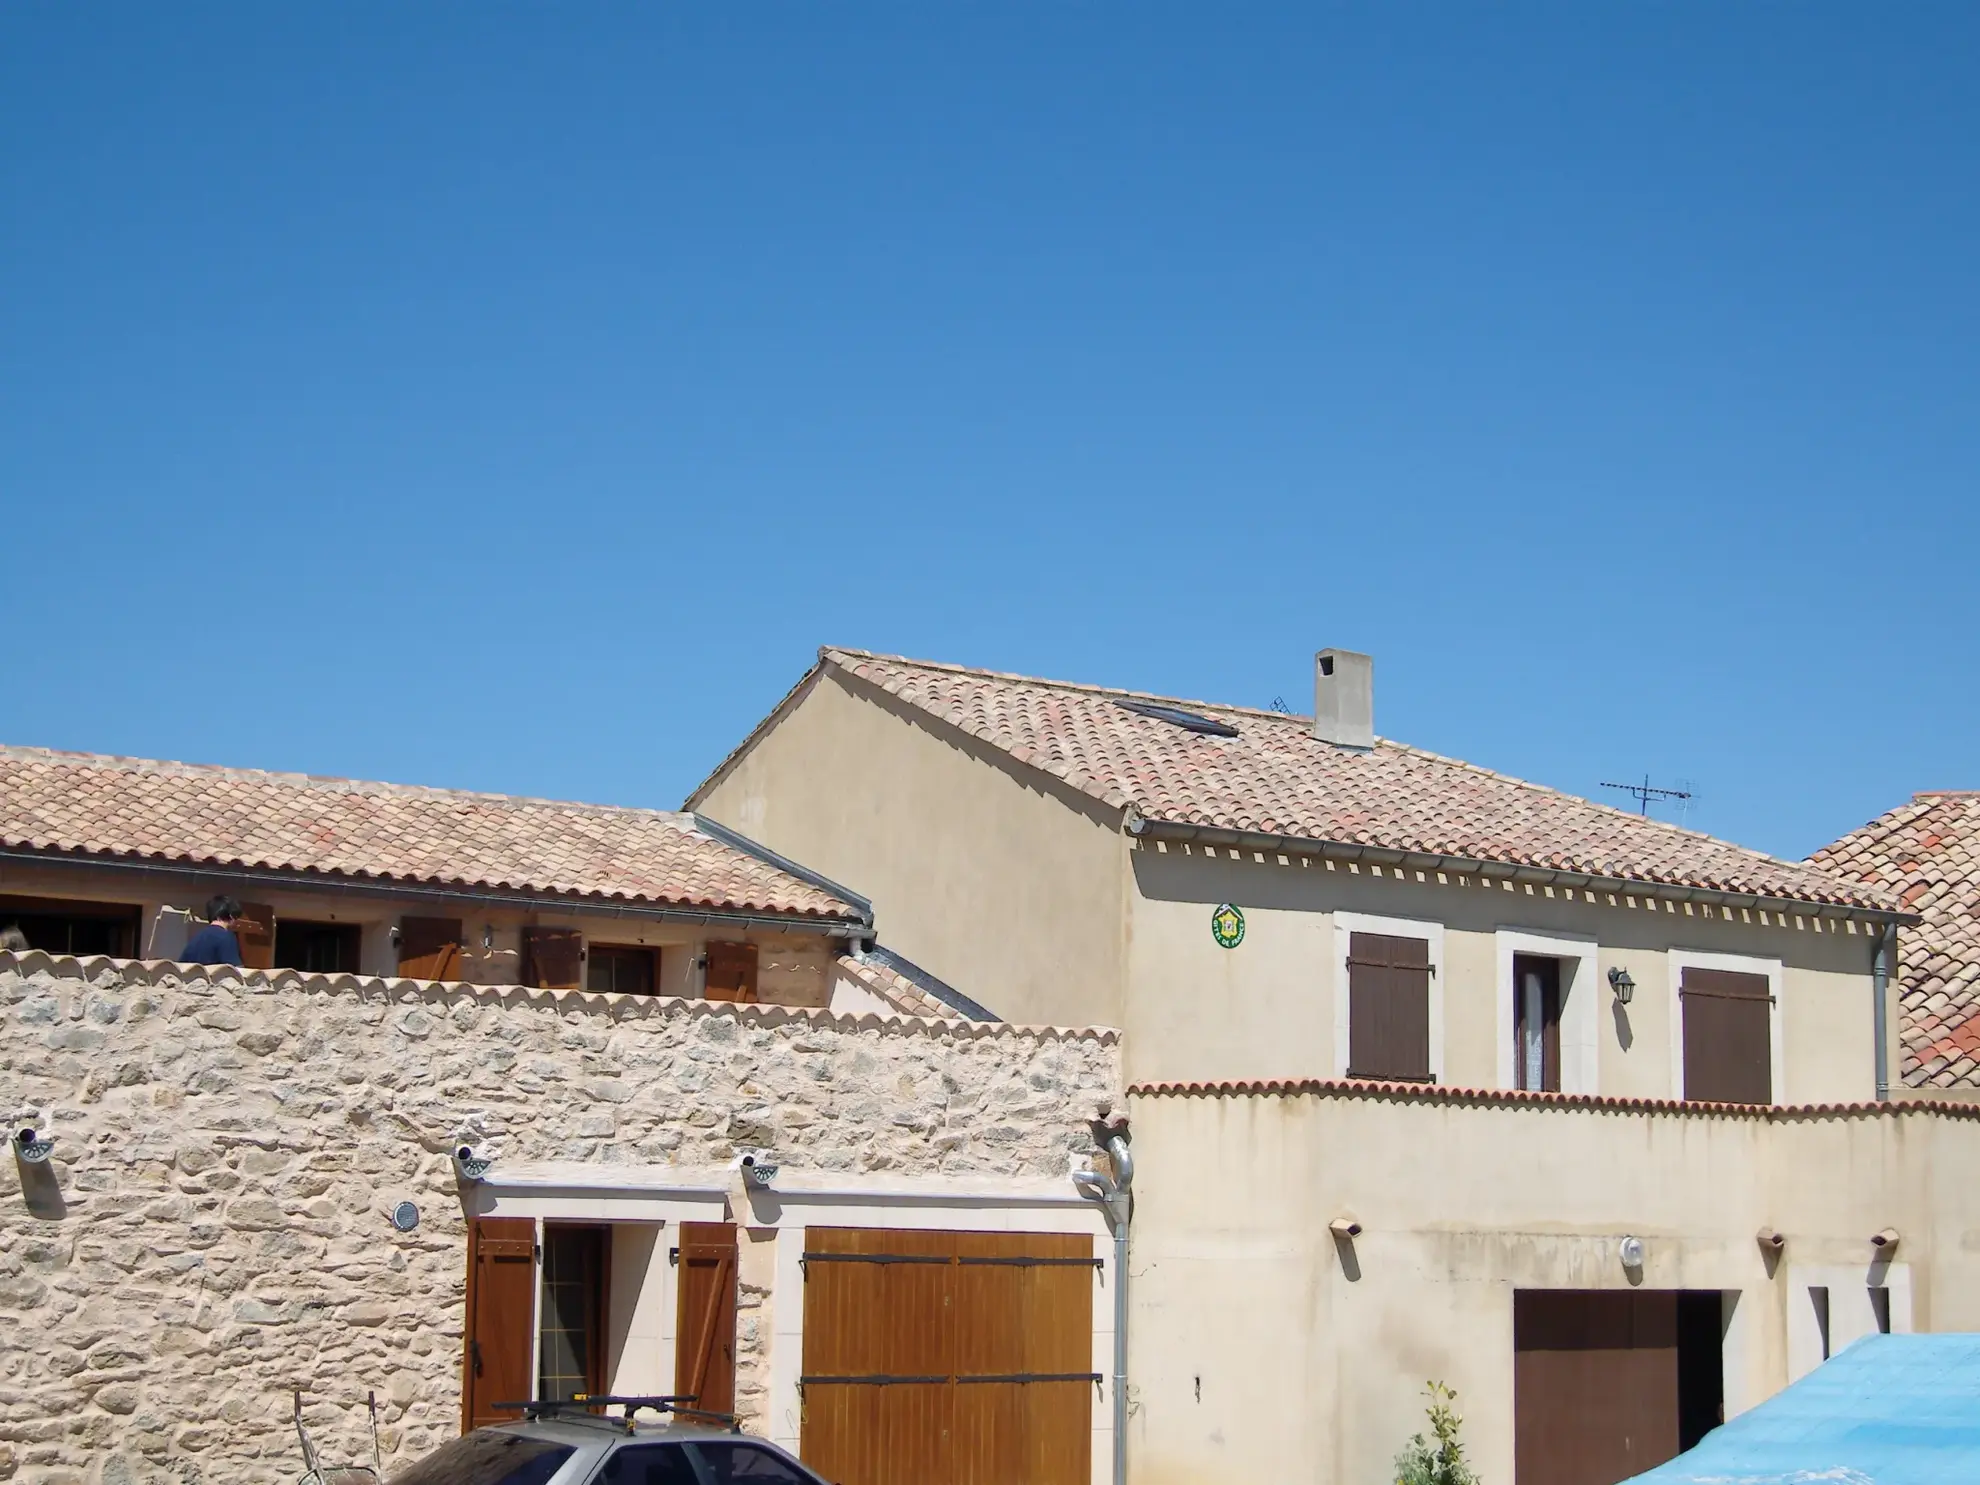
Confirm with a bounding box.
[1114,699,1239,737]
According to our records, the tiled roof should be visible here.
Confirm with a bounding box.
[1812,793,1980,1087]
[802,649,1894,913]
[1128,1077,1980,1120]
[0,745,865,921]
[834,948,999,1022]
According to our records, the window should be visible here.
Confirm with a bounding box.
[0,894,141,957]
[587,943,657,996]
[598,1445,703,1485]
[1346,931,1433,1081]
[1513,954,1562,1093]
[1112,698,1240,737]
[390,1433,574,1485]
[690,1443,815,1483]
[1680,966,1772,1105]
[537,1226,606,1402]
[273,920,362,974]
[703,942,759,1003]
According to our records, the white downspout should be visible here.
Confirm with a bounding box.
[1075,1128,1133,1485]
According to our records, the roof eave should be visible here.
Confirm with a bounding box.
[1129,817,1915,925]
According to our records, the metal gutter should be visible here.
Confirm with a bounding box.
[859,944,999,1022]
[690,813,874,924]
[1126,817,1916,927]
[1873,921,1897,1102]
[0,846,867,938]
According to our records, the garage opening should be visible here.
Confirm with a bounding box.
[1515,1289,1725,1485]
[799,1228,1098,1485]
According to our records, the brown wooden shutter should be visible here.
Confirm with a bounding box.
[703,942,759,1003]
[398,917,464,981]
[675,1222,738,1415]
[462,1216,536,1432]
[235,902,276,970]
[522,927,585,990]
[1681,967,1772,1105]
[1347,931,1432,1081]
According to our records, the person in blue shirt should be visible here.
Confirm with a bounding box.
[180,896,245,966]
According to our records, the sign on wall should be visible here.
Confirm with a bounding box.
[1211,903,1245,948]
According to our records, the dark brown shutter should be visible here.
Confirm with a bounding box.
[704,942,759,1003]
[1347,932,1432,1081]
[1681,968,1772,1105]
[236,902,276,970]
[462,1216,536,1431]
[675,1222,739,1415]
[522,927,585,990]
[399,916,464,981]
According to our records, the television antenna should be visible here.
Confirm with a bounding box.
[1602,774,1694,819]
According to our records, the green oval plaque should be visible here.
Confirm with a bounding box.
[1211,903,1245,948]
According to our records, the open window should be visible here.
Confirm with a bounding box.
[0,894,142,957]
[587,943,658,996]
[273,919,362,974]
[1513,954,1563,1093]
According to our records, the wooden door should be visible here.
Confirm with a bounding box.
[1346,931,1433,1081]
[400,916,464,981]
[1515,1290,1680,1485]
[800,1227,1095,1485]
[675,1222,739,1415]
[704,942,759,1002]
[522,927,585,990]
[462,1216,536,1431]
[236,902,276,970]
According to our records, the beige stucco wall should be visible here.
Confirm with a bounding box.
[0,861,841,1006]
[0,952,1118,1482]
[1126,840,1888,1100]
[1125,1086,1980,1485]
[695,666,1130,1028]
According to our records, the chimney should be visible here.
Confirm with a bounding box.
[1313,649,1374,750]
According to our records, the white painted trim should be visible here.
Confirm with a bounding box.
[1668,949,1786,1105]
[1333,911,1447,1082]
[1785,1262,1912,1382]
[1494,928,1601,1095]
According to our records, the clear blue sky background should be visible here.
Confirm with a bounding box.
[4,7,1974,861]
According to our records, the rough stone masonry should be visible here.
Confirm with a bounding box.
[0,953,1119,1485]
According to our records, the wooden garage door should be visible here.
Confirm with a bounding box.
[1515,1290,1679,1485]
[800,1229,1097,1485]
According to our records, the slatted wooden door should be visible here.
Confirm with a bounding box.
[236,902,277,970]
[462,1216,536,1431]
[675,1222,739,1416]
[800,1228,1095,1485]
[1515,1290,1680,1485]
[400,916,464,981]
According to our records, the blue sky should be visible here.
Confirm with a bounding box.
[3,6,1974,861]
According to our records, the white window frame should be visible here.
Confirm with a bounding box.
[1668,948,1785,1105]
[1494,929,1601,1096]
[1333,911,1446,1082]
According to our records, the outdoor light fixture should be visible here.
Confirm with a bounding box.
[481,924,494,950]
[1618,1235,1646,1270]
[1872,1227,1901,1251]
[11,1123,55,1164]
[739,1152,779,1189]
[452,1144,494,1183]
[1608,967,1636,1005]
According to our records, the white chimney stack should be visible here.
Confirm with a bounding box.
[1314,649,1374,750]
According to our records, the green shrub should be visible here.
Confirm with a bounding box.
[1393,1381,1479,1485]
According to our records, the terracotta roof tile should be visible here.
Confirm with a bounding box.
[0,745,863,921]
[812,649,1892,913]
[1813,793,1980,1089]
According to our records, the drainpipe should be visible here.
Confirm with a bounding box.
[1873,922,1896,1102]
[1075,1126,1133,1485]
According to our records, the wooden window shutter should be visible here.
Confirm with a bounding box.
[703,942,759,1003]
[461,1216,536,1431]
[674,1222,738,1415]
[1681,967,1772,1105]
[1347,931,1433,1081]
[398,917,464,981]
[235,902,276,970]
[522,927,585,990]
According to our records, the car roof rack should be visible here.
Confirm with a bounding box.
[492,1396,741,1433]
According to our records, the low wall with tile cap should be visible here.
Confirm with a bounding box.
[0,953,1119,1485]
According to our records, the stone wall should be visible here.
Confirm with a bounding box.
[0,953,1118,1485]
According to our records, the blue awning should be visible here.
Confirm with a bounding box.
[1625,1334,1980,1485]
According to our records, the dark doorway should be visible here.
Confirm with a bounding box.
[0,894,141,957]
[274,920,362,974]
[1515,1289,1725,1485]
[538,1225,608,1402]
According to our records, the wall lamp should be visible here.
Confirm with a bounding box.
[11,1123,55,1164]
[1608,967,1636,1005]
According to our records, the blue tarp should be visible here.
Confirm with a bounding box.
[1624,1333,1980,1485]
